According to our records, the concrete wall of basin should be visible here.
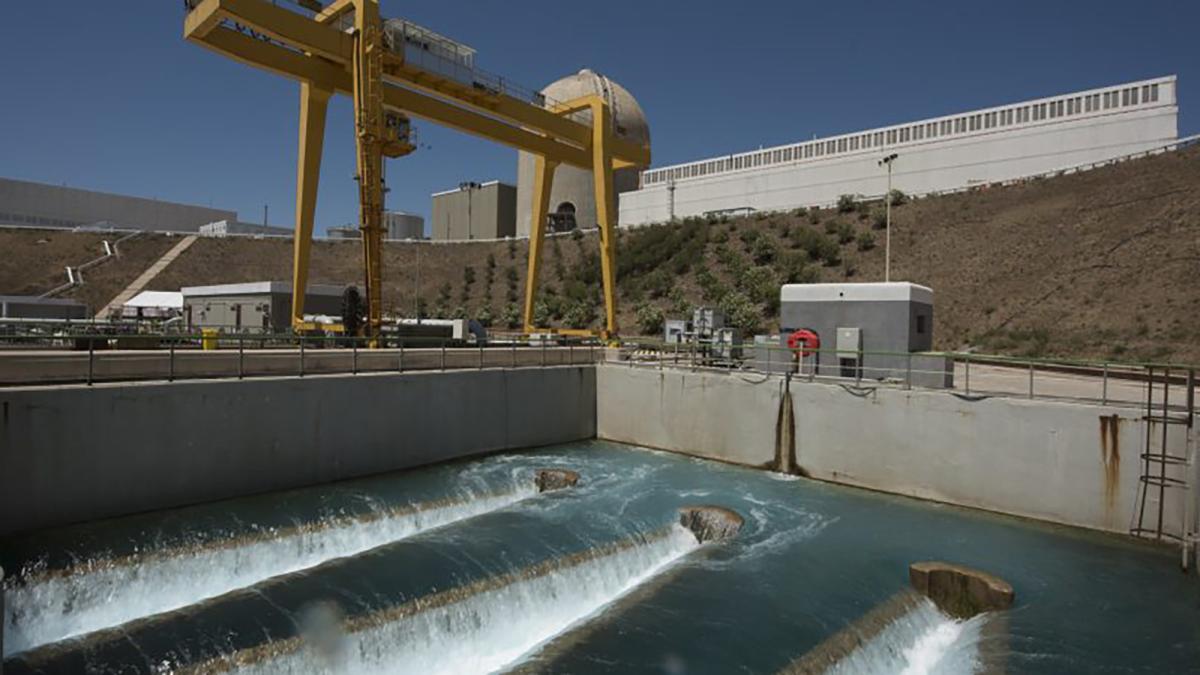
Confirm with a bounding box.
[0,366,596,536]
[597,364,1191,538]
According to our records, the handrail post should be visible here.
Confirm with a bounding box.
[87,337,94,386]
[512,341,517,369]
[569,342,574,366]
[542,341,547,367]
[1102,363,1109,405]
[964,355,971,396]
[1028,361,1034,398]
[906,352,912,390]
[441,340,447,370]
[479,342,484,370]
[238,336,244,380]
[169,340,175,382]
[352,338,358,375]
[299,337,305,378]
[399,339,404,373]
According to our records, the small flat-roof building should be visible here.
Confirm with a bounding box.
[431,181,516,240]
[778,282,950,387]
[0,295,89,321]
[181,282,345,333]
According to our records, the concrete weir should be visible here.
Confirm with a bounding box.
[778,562,1013,675]
[2,471,577,661]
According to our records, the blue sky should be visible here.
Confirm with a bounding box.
[0,1,1194,234]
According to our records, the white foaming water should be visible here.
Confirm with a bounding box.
[3,488,533,658]
[825,598,987,675]
[224,525,699,675]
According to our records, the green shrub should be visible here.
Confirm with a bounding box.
[779,251,819,284]
[808,209,821,225]
[502,302,521,329]
[837,194,858,213]
[635,302,665,335]
[719,290,761,335]
[887,189,908,206]
[563,299,596,329]
[476,305,493,327]
[751,236,778,264]
[856,231,876,251]
[871,207,888,230]
[836,222,855,245]
[738,265,778,304]
[532,300,552,327]
[739,228,760,247]
[791,207,808,218]
[507,238,517,259]
[790,227,840,264]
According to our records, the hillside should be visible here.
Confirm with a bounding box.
[3,144,1198,363]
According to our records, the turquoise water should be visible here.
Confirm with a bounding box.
[3,441,1198,674]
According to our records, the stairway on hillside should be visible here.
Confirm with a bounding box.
[95,235,198,319]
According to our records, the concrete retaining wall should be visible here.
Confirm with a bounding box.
[597,364,1191,536]
[0,366,596,536]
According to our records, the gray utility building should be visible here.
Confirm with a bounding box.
[182,282,346,333]
[778,282,951,388]
[0,295,89,320]
[0,177,237,233]
[431,181,516,241]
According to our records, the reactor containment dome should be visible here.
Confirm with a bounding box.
[516,69,650,237]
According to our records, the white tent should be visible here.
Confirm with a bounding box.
[122,290,183,318]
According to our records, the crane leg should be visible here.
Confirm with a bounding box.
[523,155,558,332]
[591,100,619,338]
[291,81,332,330]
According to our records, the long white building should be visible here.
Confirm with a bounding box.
[619,75,1178,225]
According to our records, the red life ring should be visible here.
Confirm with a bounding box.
[787,329,820,357]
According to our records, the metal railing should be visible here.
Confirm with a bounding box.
[617,339,1199,414]
[0,332,601,387]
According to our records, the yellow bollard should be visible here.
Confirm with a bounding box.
[201,328,219,351]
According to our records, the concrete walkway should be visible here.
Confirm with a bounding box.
[95,235,197,319]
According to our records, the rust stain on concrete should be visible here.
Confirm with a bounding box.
[1099,414,1121,514]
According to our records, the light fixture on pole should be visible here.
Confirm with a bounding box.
[878,153,899,282]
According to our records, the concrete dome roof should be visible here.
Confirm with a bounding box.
[541,69,650,147]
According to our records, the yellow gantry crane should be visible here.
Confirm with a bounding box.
[183,0,650,340]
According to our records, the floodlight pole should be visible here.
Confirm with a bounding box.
[879,153,899,282]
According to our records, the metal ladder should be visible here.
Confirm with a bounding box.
[1131,367,1197,570]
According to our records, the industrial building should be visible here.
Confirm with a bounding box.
[431,181,517,240]
[0,295,89,320]
[181,282,345,333]
[198,220,291,237]
[0,177,238,233]
[516,70,650,236]
[620,75,1179,225]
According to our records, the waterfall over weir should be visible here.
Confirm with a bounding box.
[3,486,536,658]
[190,525,701,675]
